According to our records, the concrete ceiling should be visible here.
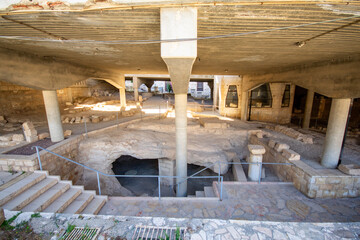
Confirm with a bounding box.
[0,1,359,76]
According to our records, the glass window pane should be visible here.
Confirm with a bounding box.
[225,85,238,108]
[250,83,272,108]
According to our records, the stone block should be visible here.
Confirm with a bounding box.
[0,134,13,142]
[274,143,290,152]
[199,118,228,129]
[256,132,263,138]
[248,145,266,155]
[0,141,17,147]
[25,135,38,143]
[64,130,72,137]
[268,139,277,148]
[38,132,50,140]
[75,117,82,123]
[282,149,301,161]
[12,134,24,142]
[338,164,360,176]
[22,121,35,131]
[91,116,100,123]
[23,160,36,167]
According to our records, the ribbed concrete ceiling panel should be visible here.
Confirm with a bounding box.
[0,3,359,75]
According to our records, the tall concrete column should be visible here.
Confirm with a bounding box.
[241,91,248,121]
[118,75,126,110]
[133,76,139,102]
[161,7,197,197]
[42,90,64,142]
[321,98,351,168]
[213,77,220,109]
[302,90,314,129]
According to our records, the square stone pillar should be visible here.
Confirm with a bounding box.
[158,158,176,186]
[247,145,266,181]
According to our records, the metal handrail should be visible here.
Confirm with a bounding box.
[31,146,223,200]
[32,146,292,201]
[172,160,294,191]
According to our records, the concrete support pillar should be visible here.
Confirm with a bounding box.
[213,77,220,109]
[161,7,197,197]
[42,90,64,142]
[118,75,126,110]
[175,93,188,195]
[247,145,265,181]
[133,76,139,102]
[241,91,248,121]
[302,90,314,129]
[321,98,351,168]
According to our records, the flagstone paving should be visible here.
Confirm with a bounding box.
[100,183,360,223]
[5,210,360,239]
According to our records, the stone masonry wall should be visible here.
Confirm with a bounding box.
[0,136,84,185]
[250,135,360,198]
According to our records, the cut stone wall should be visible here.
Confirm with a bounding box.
[249,83,295,124]
[0,136,84,185]
[250,135,360,198]
[219,76,242,118]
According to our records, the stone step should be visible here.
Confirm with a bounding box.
[21,182,70,212]
[0,172,46,206]
[195,191,205,197]
[204,186,216,197]
[63,191,95,214]
[188,195,196,198]
[2,177,58,211]
[43,186,83,213]
[0,172,27,190]
[82,196,107,215]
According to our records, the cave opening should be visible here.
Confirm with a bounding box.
[112,155,234,197]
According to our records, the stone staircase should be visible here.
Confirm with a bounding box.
[188,185,217,198]
[0,171,107,215]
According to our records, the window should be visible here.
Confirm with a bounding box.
[282,84,291,107]
[250,83,272,108]
[197,82,203,91]
[225,85,238,108]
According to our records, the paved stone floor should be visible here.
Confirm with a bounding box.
[100,183,360,223]
[4,210,360,240]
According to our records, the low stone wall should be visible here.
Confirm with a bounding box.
[0,136,84,185]
[250,135,360,198]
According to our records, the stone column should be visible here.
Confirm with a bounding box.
[161,7,197,197]
[42,90,64,142]
[321,98,351,168]
[302,90,314,129]
[241,91,248,121]
[247,145,265,181]
[133,76,139,102]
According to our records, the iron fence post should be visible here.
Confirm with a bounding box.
[158,176,161,200]
[220,176,223,201]
[258,162,262,184]
[84,120,88,138]
[218,161,221,183]
[35,146,42,171]
[97,172,101,195]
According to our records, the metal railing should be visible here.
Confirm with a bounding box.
[32,146,223,200]
[32,146,293,201]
